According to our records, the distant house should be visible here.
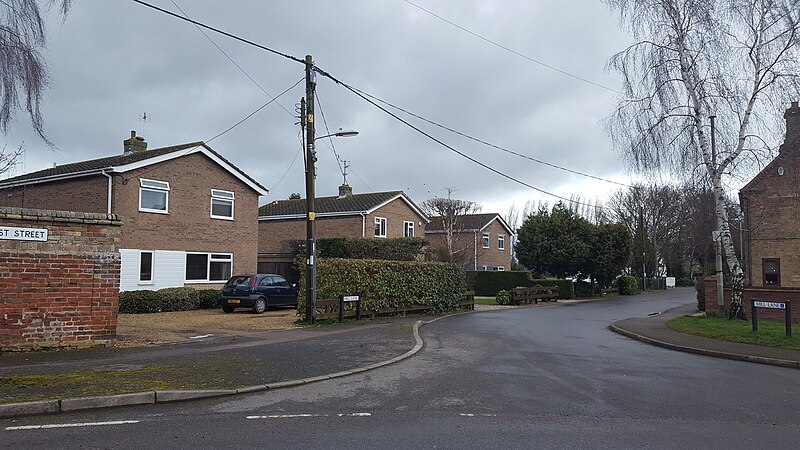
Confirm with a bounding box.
[257,185,429,277]
[0,131,268,291]
[739,101,800,289]
[425,213,514,271]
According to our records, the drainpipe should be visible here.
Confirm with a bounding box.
[101,170,112,214]
[474,230,478,270]
[361,213,366,238]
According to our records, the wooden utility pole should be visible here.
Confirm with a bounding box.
[304,54,317,323]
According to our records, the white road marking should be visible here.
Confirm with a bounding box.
[5,420,140,431]
[188,334,214,339]
[459,413,497,417]
[247,413,371,419]
[460,413,475,417]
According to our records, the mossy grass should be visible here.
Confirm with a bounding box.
[667,315,800,351]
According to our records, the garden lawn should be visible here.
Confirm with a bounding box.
[474,297,497,306]
[668,315,800,351]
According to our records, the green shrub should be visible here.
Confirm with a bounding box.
[574,280,594,298]
[466,271,535,296]
[119,287,221,314]
[495,290,511,305]
[317,237,427,261]
[616,276,640,295]
[299,258,466,316]
[695,277,705,311]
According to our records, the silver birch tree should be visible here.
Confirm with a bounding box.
[604,0,800,316]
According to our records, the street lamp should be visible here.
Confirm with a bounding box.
[303,54,359,323]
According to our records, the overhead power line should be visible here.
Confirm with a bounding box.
[402,0,622,95]
[131,0,613,206]
[351,87,631,187]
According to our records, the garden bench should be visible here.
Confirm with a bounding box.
[510,286,559,305]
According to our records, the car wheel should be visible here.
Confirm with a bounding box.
[222,305,236,314]
[252,297,267,314]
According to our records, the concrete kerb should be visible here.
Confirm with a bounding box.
[609,323,800,369]
[0,319,428,419]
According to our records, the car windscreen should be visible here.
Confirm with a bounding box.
[225,275,251,287]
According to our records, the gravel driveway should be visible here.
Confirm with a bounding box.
[113,308,298,347]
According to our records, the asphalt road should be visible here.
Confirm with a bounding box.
[3,288,800,449]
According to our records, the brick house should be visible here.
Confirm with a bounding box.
[0,131,268,291]
[258,185,429,276]
[425,213,514,271]
[739,101,800,289]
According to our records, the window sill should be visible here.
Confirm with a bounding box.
[210,215,235,221]
[139,208,169,215]
[185,280,228,284]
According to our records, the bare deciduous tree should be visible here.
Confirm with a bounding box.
[422,197,481,264]
[0,0,71,150]
[604,0,800,317]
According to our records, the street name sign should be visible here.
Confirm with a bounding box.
[0,226,48,242]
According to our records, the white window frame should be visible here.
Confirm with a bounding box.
[139,250,154,284]
[497,266,505,271]
[498,235,505,250]
[403,221,414,238]
[375,217,387,238]
[482,233,490,249]
[139,178,170,214]
[210,189,235,220]
[185,252,233,283]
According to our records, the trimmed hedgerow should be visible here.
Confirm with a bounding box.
[495,290,511,305]
[616,276,640,296]
[316,237,427,261]
[298,258,466,316]
[465,270,573,299]
[119,288,221,314]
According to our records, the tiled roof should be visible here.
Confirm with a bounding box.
[426,213,509,233]
[259,191,405,217]
[0,142,268,194]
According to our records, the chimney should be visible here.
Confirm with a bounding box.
[123,130,148,154]
[337,184,353,199]
[783,101,800,152]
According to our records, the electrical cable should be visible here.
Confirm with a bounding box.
[351,86,632,187]
[206,78,303,142]
[402,0,622,94]
[168,0,296,118]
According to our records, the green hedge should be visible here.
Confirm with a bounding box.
[616,276,640,295]
[298,258,466,316]
[465,270,573,299]
[317,237,427,261]
[119,288,220,314]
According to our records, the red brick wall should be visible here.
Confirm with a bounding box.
[425,218,512,270]
[0,207,122,349]
[0,175,108,213]
[366,198,427,239]
[704,276,800,323]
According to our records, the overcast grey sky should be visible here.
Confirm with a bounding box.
[4,0,637,216]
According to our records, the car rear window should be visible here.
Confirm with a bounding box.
[225,275,251,287]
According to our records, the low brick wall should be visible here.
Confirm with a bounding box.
[0,207,122,350]
[704,276,800,323]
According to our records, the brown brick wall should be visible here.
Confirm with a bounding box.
[741,147,800,288]
[704,276,800,323]
[425,218,512,270]
[259,216,363,255]
[0,207,122,349]
[111,152,259,277]
[366,198,427,239]
[259,196,427,255]
[0,175,108,213]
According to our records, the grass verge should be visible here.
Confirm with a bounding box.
[667,315,800,351]
[474,297,497,305]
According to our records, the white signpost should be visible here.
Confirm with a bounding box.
[0,226,48,242]
[751,299,792,336]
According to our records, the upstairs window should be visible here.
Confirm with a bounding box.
[211,189,235,220]
[404,221,414,238]
[375,217,387,238]
[498,235,505,250]
[139,178,169,213]
[482,233,490,248]
[763,258,781,286]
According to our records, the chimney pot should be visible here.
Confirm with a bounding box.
[337,184,353,198]
[123,130,148,154]
[782,101,800,153]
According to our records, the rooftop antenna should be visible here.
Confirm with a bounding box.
[139,112,151,133]
[443,187,457,200]
[342,160,350,185]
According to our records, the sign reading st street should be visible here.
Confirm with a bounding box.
[0,226,48,242]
